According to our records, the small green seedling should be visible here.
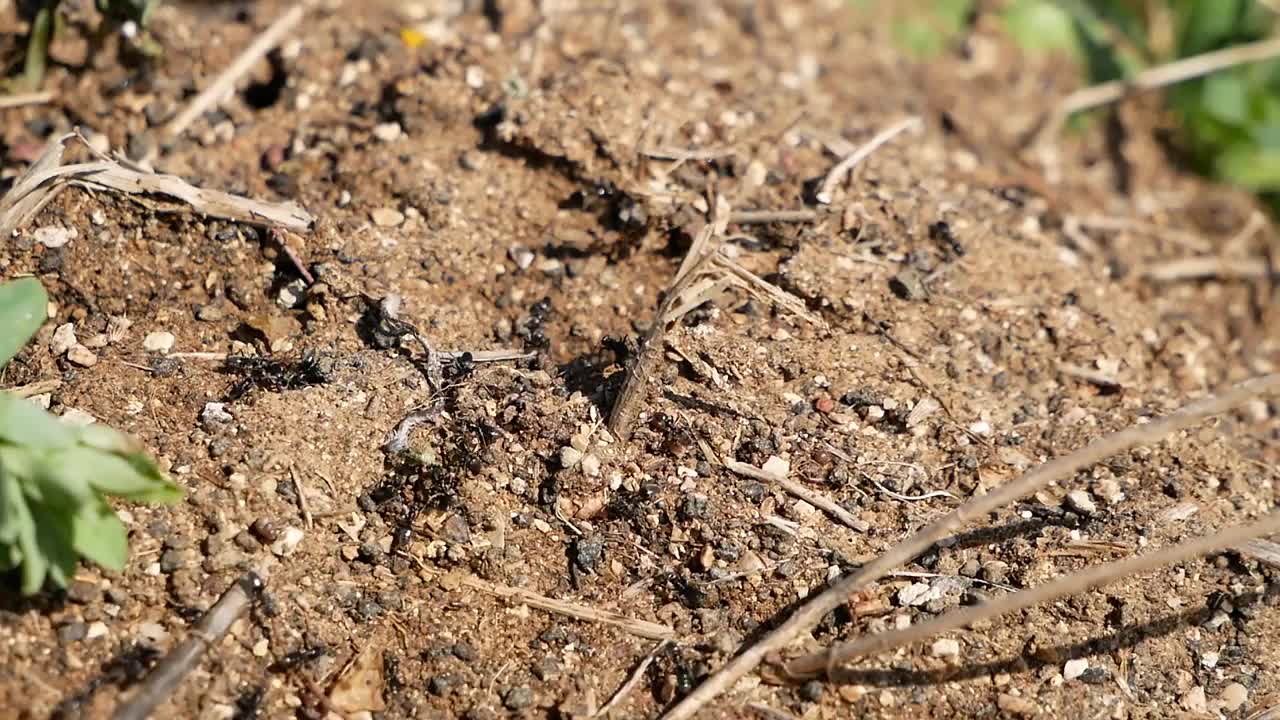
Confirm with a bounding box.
[10,0,163,92]
[0,277,181,595]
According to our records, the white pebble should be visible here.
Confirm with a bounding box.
[1063,658,1088,680]
[931,638,960,658]
[371,207,404,227]
[1065,490,1097,516]
[560,446,583,469]
[373,122,402,143]
[33,226,75,248]
[66,344,98,368]
[271,527,305,557]
[51,323,78,356]
[142,331,175,353]
[465,65,485,88]
[580,453,600,477]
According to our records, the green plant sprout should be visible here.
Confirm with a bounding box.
[10,0,162,92]
[0,276,181,595]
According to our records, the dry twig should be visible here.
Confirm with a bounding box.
[723,458,866,533]
[411,559,674,641]
[113,572,263,720]
[593,640,669,718]
[659,373,1280,720]
[777,512,1280,680]
[0,133,313,236]
[1059,36,1280,118]
[729,209,820,225]
[0,90,54,109]
[165,4,308,137]
[816,117,922,204]
[1142,256,1274,283]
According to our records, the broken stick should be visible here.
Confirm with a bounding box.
[113,572,263,720]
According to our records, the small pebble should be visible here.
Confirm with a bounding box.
[271,526,304,556]
[1064,490,1097,516]
[65,580,98,604]
[66,344,98,367]
[502,686,533,710]
[1219,682,1248,712]
[1181,686,1208,714]
[201,402,233,429]
[372,122,402,142]
[250,517,280,543]
[371,207,405,227]
[58,622,88,644]
[560,446,583,469]
[1063,658,1088,681]
[142,331,175,353]
[580,453,601,477]
[508,245,535,270]
[931,638,960,658]
[997,693,1038,716]
[51,323,78,355]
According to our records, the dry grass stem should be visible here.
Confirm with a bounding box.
[1058,362,1122,390]
[777,512,1280,680]
[0,90,54,109]
[816,116,922,204]
[1142,256,1274,282]
[593,640,669,718]
[0,133,313,236]
[114,572,262,720]
[165,4,308,137]
[1066,214,1212,252]
[729,209,820,225]
[723,458,866,532]
[412,558,674,641]
[1051,36,1280,131]
[1241,539,1280,568]
[6,378,62,398]
[659,373,1280,720]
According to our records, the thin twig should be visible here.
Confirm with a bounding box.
[290,465,313,530]
[1142,256,1274,283]
[746,703,801,720]
[1066,214,1211,253]
[593,640,669,718]
[409,556,674,641]
[777,512,1280,680]
[166,4,308,137]
[729,209,820,225]
[1058,362,1122,390]
[723,458,866,532]
[816,117,922,204]
[113,572,263,720]
[1057,36,1280,120]
[5,378,61,398]
[658,373,1280,720]
[0,90,54,109]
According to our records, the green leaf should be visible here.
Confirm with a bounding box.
[76,424,143,455]
[14,489,45,594]
[0,469,31,544]
[1002,0,1079,53]
[0,277,47,369]
[23,448,95,509]
[1200,71,1251,125]
[0,392,78,450]
[31,501,76,588]
[1215,143,1280,189]
[71,498,127,572]
[46,446,180,503]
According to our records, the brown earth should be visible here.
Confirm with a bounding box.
[1,1,1279,719]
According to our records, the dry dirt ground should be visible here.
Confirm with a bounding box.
[2,1,1280,719]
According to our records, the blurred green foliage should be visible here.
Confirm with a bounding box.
[864,0,1280,198]
[1,277,181,595]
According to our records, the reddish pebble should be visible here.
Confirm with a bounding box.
[815,396,835,414]
[261,144,286,172]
